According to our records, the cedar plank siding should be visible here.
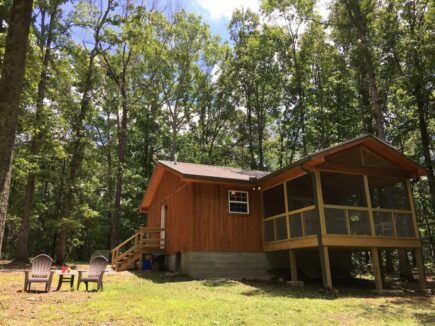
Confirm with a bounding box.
[146,169,193,255]
[164,183,193,255]
[192,183,263,252]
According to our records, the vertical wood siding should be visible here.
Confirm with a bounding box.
[146,170,193,255]
[192,183,263,252]
[145,169,263,255]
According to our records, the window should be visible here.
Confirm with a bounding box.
[228,190,249,214]
[286,174,315,211]
[262,185,285,218]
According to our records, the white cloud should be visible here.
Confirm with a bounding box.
[194,0,260,20]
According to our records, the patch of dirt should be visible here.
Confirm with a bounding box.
[0,270,95,325]
[0,260,31,271]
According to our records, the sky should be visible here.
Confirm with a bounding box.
[63,0,331,47]
[181,0,331,42]
[181,0,260,41]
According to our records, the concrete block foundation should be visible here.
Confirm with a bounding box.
[165,252,271,280]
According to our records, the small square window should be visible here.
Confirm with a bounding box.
[228,191,249,214]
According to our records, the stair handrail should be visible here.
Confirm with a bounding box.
[111,233,137,253]
[111,232,137,265]
[111,227,166,267]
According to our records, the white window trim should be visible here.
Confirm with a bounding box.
[228,190,249,214]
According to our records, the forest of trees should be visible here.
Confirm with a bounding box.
[0,0,433,266]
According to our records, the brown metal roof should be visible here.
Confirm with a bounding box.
[158,160,270,183]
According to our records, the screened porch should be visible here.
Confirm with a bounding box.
[262,146,419,250]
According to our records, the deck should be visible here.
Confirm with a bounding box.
[111,227,165,271]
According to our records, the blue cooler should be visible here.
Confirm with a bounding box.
[141,260,152,270]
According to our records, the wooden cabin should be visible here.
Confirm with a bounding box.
[112,135,427,290]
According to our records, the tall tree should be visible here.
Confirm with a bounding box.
[56,0,115,263]
[16,0,64,261]
[0,0,34,257]
[261,0,315,157]
[331,0,385,139]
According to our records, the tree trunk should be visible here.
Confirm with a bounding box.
[111,81,128,248]
[398,249,414,281]
[415,88,435,219]
[55,1,113,264]
[170,120,177,161]
[16,3,58,261]
[364,52,384,140]
[16,168,36,260]
[0,163,13,257]
[246,91,256,170]
[344,0,385,140]
[385,250,395,274]
[56,58,94,264]
[0,0,34,258]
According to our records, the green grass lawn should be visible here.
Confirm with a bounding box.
[0,270,434,325]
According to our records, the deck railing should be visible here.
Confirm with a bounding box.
[323,204,416,238]
[263,206,318,242]
[263,205,417,244]
[111,227,165,266]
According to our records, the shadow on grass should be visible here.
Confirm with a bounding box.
[18,289,50,294]
[356,298,435,325]
[202,279,239,287]
[131,271,193,284]
[129,271,433,301]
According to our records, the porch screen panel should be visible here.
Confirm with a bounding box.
[321,172,367,207]
[275,216,288,240]
[368,177,409,210]
[290,213,303,238]
[263,185,285,218]
[374,212,394,236]
[264,220,275,242]
[348,210,371,235]
[286,174,315,211]
[303,210,319,236]
[395,213,415,237]
[325,208,347,234]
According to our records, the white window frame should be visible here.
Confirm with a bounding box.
[228,190,249,214]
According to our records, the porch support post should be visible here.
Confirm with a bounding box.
[406,180,420,237]
[289,249,298,282]
[320,246,332,290]
[370,247,383,290]
[415,248,426,290]
[312,170,332,290]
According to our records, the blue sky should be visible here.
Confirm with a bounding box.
[63,0,330,46]
[180,0,260,42]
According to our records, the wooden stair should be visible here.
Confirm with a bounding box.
[111,227,165,272]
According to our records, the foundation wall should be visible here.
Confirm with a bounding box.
[165,252,272,279]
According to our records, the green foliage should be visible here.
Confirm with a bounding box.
[2,0,433,263]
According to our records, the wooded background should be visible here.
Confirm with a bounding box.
[0,0,433,266]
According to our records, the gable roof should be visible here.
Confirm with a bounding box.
[139,134,427,212]
[158,160,269,183]
[260,134,427,183]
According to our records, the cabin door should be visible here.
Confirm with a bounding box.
[160,205,166,249]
